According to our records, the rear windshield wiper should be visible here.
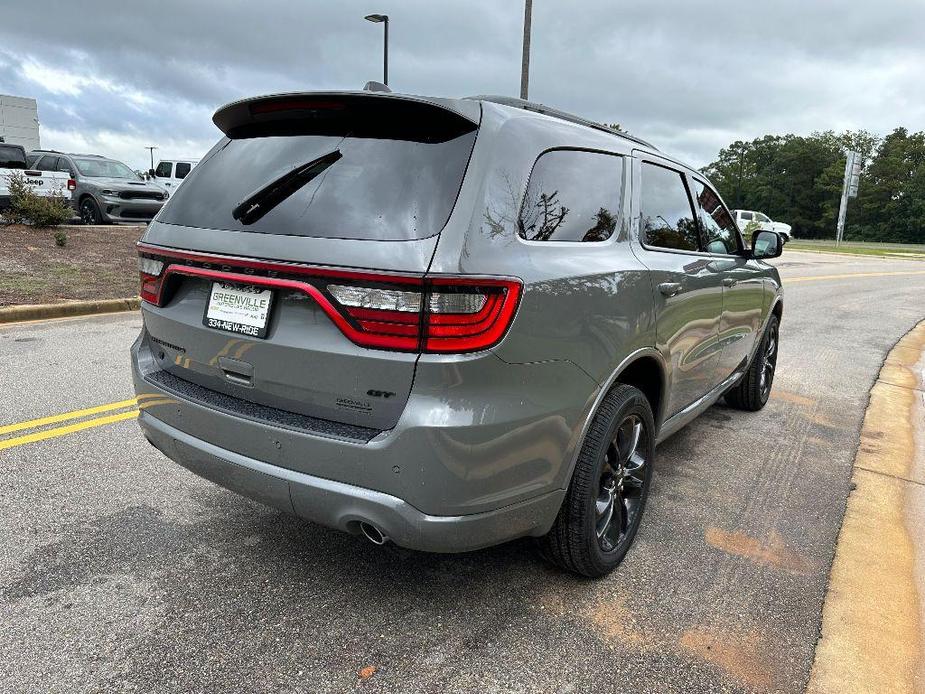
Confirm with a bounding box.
[232,149,342,225]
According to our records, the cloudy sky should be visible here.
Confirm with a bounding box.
[1,1,923,170]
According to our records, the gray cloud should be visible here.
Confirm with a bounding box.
[1,0,923,169]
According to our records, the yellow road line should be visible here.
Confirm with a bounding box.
[0,410,139,451]
[788,270,925,284]
[0,398,139,436]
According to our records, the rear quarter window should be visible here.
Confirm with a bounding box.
[158,129,478,240]
[518,149,623,242]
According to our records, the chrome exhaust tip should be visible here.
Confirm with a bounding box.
[359,521,388,546]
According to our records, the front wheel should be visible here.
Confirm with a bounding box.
[538,383,655,577]
[725,314,779,411]
[80,197,103,225]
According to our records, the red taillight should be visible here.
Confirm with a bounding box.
[325,277,521,353]
[67,178,76,191]
[138,256,165,305]
[423,280,522,353]
[136,245,522,354]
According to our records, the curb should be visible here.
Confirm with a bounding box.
[0,297,140,324]
[807,319,925,692]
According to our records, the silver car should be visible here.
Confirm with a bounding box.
[131,91,784,576]
[27,150,168,224]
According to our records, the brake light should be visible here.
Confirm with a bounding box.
[136,245,522,354]
[325,277,521,352]
[250,99,347,115]
[138,256,164,305]
[67,178,76,191]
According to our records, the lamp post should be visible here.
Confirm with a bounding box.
[145,146,157,173]
[364,13,389,86]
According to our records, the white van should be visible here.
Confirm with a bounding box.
[149,158,199,193]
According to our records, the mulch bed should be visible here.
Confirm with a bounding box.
[0,224,143,306]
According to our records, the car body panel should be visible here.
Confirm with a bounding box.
[131,91,783,551]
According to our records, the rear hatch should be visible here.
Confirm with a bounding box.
[138,92,481,433]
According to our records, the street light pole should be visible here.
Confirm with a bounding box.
[145,146,157,172]
[364,14,390,86]
[520,0,532,100]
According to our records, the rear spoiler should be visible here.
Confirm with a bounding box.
[213,91,481,143]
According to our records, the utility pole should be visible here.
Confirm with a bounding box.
[735,146,745,209]
[520,0,532,100]
[835,150,861,246]
[145,146,157,172]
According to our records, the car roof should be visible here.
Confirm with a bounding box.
[466,95,658,151]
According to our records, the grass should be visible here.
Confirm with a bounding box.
[786,239,925,258]
[0,224,142,306]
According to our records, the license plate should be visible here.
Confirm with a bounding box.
[203,282,274,338]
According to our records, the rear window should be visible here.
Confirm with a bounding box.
[159,129,478,240]
[0,145,27,169]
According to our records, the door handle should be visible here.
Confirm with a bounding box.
[723,278,738,288]
[658,282,682,297]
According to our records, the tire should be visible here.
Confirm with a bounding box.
[725,314,779,411]
[80,197,103,225]
[538,383,655,578]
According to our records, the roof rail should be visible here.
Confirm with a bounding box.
[466,95,657,150]
[31,148,63,154]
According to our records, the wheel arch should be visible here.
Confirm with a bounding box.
[559,347,668,491]
[771,296,783,322]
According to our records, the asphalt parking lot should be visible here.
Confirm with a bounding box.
[2,251,924,693]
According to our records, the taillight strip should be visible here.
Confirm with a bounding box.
[137,243,522,354]
[157,265,421,350]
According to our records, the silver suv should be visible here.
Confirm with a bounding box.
[131,91,783,576]
[27,150,168,224]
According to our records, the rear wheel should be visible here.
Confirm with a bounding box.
[725,314,779,411]
[80,197,103,225]
[538,384,655,578]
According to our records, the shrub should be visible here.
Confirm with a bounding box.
[6,172,73,227]
[54,229,68,247]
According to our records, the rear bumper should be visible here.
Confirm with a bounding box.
[132,324,598,551]
[139,411,566,553]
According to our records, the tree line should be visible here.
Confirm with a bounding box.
[702,128,925,243]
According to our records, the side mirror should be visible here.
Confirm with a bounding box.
[148,168,156,177]
[751,230,783,259]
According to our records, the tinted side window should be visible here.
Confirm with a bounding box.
[518,150,622,242]
[35,155,60,172]
[639,163,700,251]
[155,161,172,178]
[175,162,191,179]
[740,211,753,221]
[693,180,740,254]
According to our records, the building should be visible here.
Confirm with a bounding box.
[0,95,41,150]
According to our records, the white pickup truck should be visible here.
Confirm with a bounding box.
[0,142,73,210]
[148,158,199,194]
